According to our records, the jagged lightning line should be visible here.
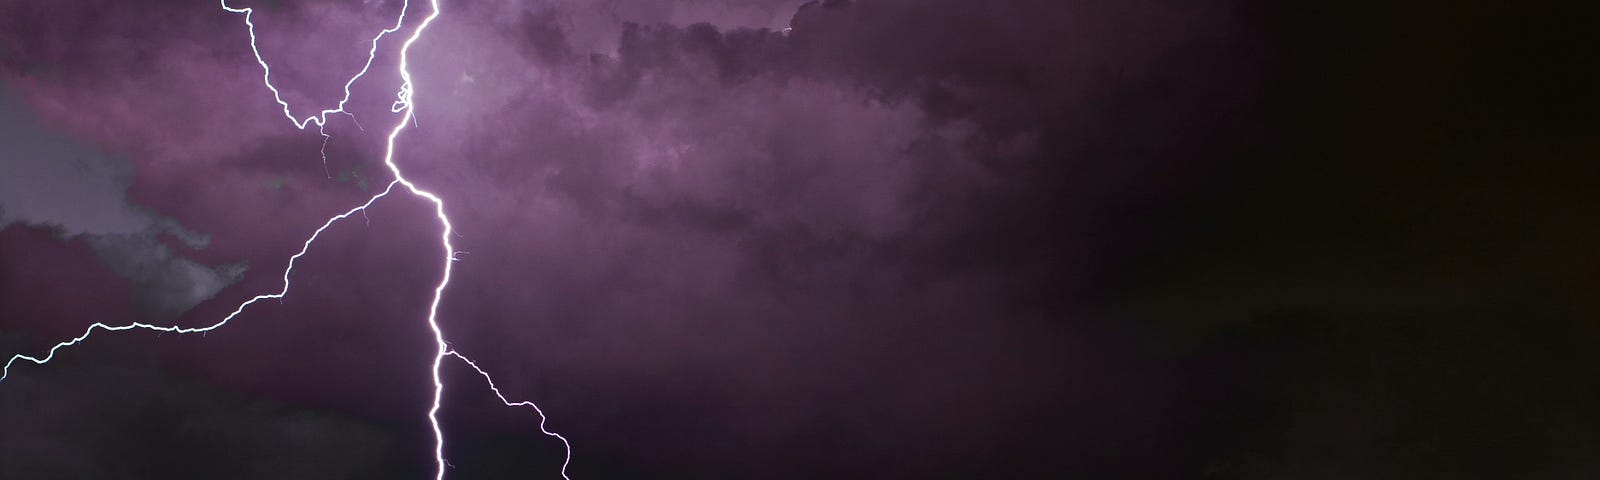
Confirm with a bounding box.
[0,182,397,381]
[220,0,402,176]
[0,0,570,478]
[449,350,574,477]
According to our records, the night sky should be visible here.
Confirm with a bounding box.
[1,0,1595,478]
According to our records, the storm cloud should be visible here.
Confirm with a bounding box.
[4,0,1592,478]
[1,88,244,317]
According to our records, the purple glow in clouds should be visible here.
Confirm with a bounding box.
[2,0,572,478]
[0,0,1270,477]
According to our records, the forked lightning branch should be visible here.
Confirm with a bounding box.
[0,1,571,478]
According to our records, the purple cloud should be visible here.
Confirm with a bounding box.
[1,0,1262,477]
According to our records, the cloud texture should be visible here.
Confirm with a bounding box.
[0,0,1267,477]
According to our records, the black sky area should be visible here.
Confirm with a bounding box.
[1119,2,1600,478]
[1,0,1597,479]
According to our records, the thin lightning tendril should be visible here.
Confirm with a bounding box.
[0,1,570,478]
[221,0,403,176]
[448,351,574,476]
[0,184,397,377]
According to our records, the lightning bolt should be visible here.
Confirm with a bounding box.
[0,1,571,478]
[220,0,401,176]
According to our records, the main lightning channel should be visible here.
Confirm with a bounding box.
[1,1,570,478]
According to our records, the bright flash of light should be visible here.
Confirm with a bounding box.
[0,1,571,478]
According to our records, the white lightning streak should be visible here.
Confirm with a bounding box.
[449,350,573,479]
[1,0,570,478]
[219,0,403,175]
[0,181,397,381]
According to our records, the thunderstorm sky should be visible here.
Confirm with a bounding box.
[1,0,1597,478]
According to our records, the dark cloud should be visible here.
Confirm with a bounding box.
[392,0,1257,476]
[0,342,408,478]
[0,0,1257,477]
[0,88,245,317]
